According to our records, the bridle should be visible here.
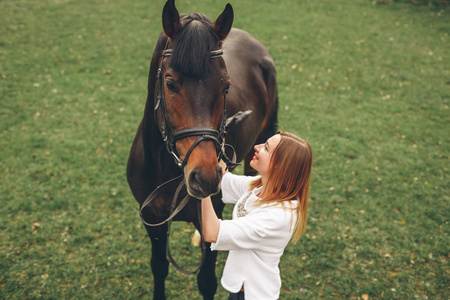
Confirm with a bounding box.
[154,47,234,169]
[139,44,238,275]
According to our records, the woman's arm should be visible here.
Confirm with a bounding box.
[201,196,220,243]
[201,160,226,243]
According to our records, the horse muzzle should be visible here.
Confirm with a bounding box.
[186,165,222,199]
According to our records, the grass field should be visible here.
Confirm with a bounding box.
[1,0,448,299]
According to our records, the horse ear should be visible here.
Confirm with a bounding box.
[213,3,233,41]
[162,0,181,39]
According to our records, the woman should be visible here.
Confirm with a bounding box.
[202,132,312,300]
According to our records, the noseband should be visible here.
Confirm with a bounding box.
[154,47,234,169]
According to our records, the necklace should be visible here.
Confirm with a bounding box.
[237,193,251,218]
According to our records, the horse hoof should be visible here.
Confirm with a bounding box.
[191,229,201,247]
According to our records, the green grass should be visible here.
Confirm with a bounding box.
[1,0,448,299]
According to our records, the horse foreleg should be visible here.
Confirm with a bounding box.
[197,243,218,300]
[146,225,169,300]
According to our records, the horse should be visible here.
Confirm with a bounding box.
[126,0,278,299]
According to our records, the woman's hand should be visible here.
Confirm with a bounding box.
[219,159,228,175]
[201,196,220,243]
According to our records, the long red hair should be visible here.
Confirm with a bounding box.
[249,132,312,243]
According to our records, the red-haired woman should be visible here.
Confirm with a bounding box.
[202,132,313,300]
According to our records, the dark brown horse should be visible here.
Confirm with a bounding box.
[126,0,278,299]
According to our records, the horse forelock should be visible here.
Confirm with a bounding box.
[170,13,218,78]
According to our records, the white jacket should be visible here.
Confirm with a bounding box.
[211,172,297,300]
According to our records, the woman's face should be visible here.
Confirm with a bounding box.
[250,134,281,177]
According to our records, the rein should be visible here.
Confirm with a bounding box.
[140,174,205,275]
[139,44,238,275]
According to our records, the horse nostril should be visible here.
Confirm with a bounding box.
[189,168,200,187]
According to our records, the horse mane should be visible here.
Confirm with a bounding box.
[170,13,218,78]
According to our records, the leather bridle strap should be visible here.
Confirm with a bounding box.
[166,192,206,275]
[139,175,206,274]
[172,127,221,168]
[172,127,220,141]
[139,175,185,227]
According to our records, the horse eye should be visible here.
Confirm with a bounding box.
[166,80,178,93]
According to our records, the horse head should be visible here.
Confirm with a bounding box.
[156,0,233,198]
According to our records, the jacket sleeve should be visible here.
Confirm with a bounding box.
[221,172,260,204]
[211,207,295,251]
